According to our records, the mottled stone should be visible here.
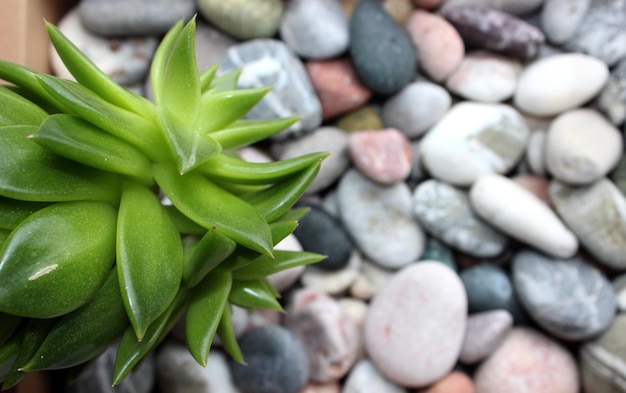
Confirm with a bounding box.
[405,10,464,82]
[365,263,467,387]
[337,106,384,132]
[460,310,514,365]
[78,0,195,36]
[598,57,626,125]
[381,81,452,138]
[337,169,425,269]
[230,325,310,393]
[540,0,591,44]
[218,39,322,139]
[198,0,283,40]
[285,289,359,383]
[470,174,578,258]
[549,178,626,269]
[280,0,349,59]
[419,102,529,186]
[474,328,580,393]
[413,179,508,258]
[348,129,413,185]
[349,0,416,95]
[441,5,545,60]
[306,58,372,121]
[342,359,407,393]
[513,249,617,340]
[580,315,626,393]
[513,53,609,117]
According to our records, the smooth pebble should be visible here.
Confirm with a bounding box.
[342,359,407,393]
[614,274,626,312]
[421,371,475,393]
[439,0,545,15]
[301,251,361,295]
[459,310,514,365]
[598,57,626,125]
[198,0,283,40]
[540,0,591,44]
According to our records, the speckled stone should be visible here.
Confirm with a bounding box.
[198,0,284,40]
[549,178,626,269]
[365,262,467,387]
[218,39,322,139]
[413,179,508,258]
[540,0,591,44]
[513,249,617,341]
[580,314,626,393]
[342,359,407,393]
[598,57,626,125]
[349,0,417,95]
[459,310,514,365]
[441,5,545,60]
[337,169,425,269]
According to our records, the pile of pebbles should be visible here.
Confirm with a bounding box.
[47,0,626,392]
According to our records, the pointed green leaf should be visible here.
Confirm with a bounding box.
[20,268,129,372]
[0,86,48,126]
[228,278,283,312]
[198,87,269,134]
[186,271,232,366]
[0,201,117,318]
[117,181,183,340]
[0,197,50,230]
[211,117,299,150]
[269,219,299,246]
[232,250,325,280]
[0,60,65,113]
[165,206,206,235]
[0,313,21,347]
[182,227,236,288]
[150,19,185,107]
[199,65,218,92]
[153,161,273,256]
[45,21,154,116]
[31,114,153,185]
[216,305,244,364]
[0,125,121,203]
[209,69,241,93]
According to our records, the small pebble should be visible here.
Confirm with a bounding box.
[614,274,626,312]
[301,251,361,295]
[540,0,591,44]
[280,0,349,59]
[306,58,372,121]
[381,81,452,138]
[513,53,609,117]
[342,359,407,393]
[545,108,623,185]
[445,51,521,103]
[459,310,514,365]
[512,174,551,205]
[230,325,310,393]
[470,174,578,258]
[198,0,284,40]
[383,0,415,25]
[413,179,508,258]
[524,129,547,175]
[419,102,529,186]
[337,169,425,269]
[364,262,467,387]
[347,128,413,185]
[419,236,457,272]
[549,178,626,270]
[349,0,416,95]
[474,327,580,393]
[337,106,384,132]
[439,0,545,15]
[441,5,545,60]
[350,257,397,300]
[598,57,626,125]
[405,10,464,82]
[421,371,475,393]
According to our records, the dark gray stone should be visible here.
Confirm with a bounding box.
[460,263,527,323]
[230,325,310,393]
[512,249,616,341]
[419,236,457,272]
[78,0,196,37]
[349,0,416,95]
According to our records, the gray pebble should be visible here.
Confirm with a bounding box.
[419,236,457,272]
[460,310,513,365]
[540,0,591,44]
[198,0,283,40]
[614,274,626,312]
[598,57,626,125]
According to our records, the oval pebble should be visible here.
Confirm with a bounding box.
[280,0,349,59]
[419,102,529,186]
[381,81,452,139]
[439,0,544,15]
[198,0,283,40]
[470,174,578,258]
[342,359,407,393]
[445,51,521,103]
[347,129,413,185]
[337,169,425,269]
[364,262,467,387]
[413,179,508,258]
[230,325,310,393]
[349,0,416,95]
[459,310,513,365]
[405,10,464,82]
[549,178,626,269]
[513,53,609,117]
[474,327,580,393]
[545,108,623,185]
[512,249,616,341]
[540,0,591,44]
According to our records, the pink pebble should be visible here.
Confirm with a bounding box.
[348,128,413,185]
[306,58,372,120]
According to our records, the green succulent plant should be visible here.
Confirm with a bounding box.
[0,18,327,388]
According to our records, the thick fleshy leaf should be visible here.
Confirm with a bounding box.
[0,197,50,230]
[45,22,154,116]
[164,206,206,235]
[186,271,232,366]
[0,61,65,113]
[208,69,241,93]
[216,305,244,364]
[0,126,121,203]
[0,201,117,318]
[228,278,283,312]
[0,314,21,347]
[211,117,299,150]
[0,86,48,126]
[0,332,21,383]
[199,65,218,92]
[198,87,269,134]
[153,161,273,256]
[31,114,152,184]
[117,181,183,340]
[20,268,129,372]
[232,250,325,280]
[182,227,236,288]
